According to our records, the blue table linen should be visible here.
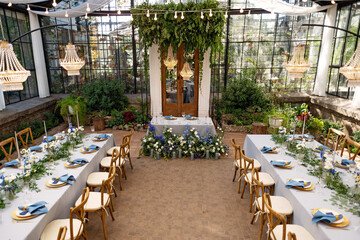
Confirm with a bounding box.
[18,201,48,215]
[4,159,19,167]
[52,174,76,184]
[312,210,343,224]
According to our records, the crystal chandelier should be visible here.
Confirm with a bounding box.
[0,41,30,91]
[340,45,360,87]
[163,46,178,70]
[180,62,193,80]
[283,45,310,79]
[60,43,85,76]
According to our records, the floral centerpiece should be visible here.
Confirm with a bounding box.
[140,122,228,159]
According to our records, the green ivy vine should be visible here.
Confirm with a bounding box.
[132,0,226,86]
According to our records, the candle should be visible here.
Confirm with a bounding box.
[302,115,306,137]
[178,149,182,158]
[190,152,194,161]
[156,152,160,160]
[14,131,21,160]
[67,114,70,127]
[76,110,80,128]
[286,111,289,132]
[215,152,220,160]
[206,150,210,159]
[43,120,48,138]
[172,151,176,159]
[150,149,154,158]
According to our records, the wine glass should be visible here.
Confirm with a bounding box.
[182,112,185,119]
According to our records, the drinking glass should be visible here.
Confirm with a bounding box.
[90,126,95,132]
[182,112,185,119]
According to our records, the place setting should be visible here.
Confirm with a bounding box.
[64,158,89,168]
[45,174,76,188]
[92,134,110,142]
[334,159,356,169]
[260,146,279,154]
[285,178,315,191]
[312,208,349,228]
[270,159,293,169]
[11,201,48,222]
[80,144,100,154]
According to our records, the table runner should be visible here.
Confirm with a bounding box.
[243,135,360,240]
[150,117,216,136]
[0,133,115,240]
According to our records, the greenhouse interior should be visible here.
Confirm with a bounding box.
[1,0,360,239]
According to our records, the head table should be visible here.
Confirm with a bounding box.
[243,135,360,240]
[0,133,115,240]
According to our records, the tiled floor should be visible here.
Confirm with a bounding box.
[84,128,264,240]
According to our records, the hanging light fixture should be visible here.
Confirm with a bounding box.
[0,19,30,91]
[86,3,90,12]
[60,44,85,76]
[163,46,178,70]
[340,45,360,87]
[180,62,193,80]
[52,0,57,7]
[26,5,30,11]
[283,45,310,79]
[117,9,121,15]
[45,8,49,14]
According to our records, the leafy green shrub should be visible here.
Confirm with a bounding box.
[222,67,270,114]
[108,110,125,127]
[307,118,324,135]
[351,131,360,142]
[322,119,344,137]
[82,79,129,114]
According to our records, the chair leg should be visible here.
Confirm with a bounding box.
[82,222,88,240]
[128,152,133,169]
[108,205,115,221]
[112,186,117,198]
[249,188,254,212]
[122,165,127,180]
[259,212,264,240]
[240,181,247,198]
[250,207,257,224]
[101,209,107,240]
[117,168,123,191]
[232,166,238,182]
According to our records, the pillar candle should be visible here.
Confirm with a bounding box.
[43,120,48,138]
[14,131,21,160]
[178,149,182,158]
[302,115,306,137]
[190,152,194,161]
[206,150,210,159]
[172,151,176,159]
[150,149,154,158]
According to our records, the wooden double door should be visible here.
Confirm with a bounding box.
[161,45,199,117]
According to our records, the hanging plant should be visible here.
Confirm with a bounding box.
[132,0,226,86]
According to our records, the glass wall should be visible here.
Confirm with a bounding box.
[327,2,360,99]
[0,7,38,105]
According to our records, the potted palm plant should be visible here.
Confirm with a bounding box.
[56,96,86,125]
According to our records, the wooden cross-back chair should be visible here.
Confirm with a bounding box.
[287,232,297,240]
[0,137,19,162]
[123,129,134,169]
[16,128,35,149]
[231,138,261,193]
[325,128,346,151]
[240,153,274,213]
[340,137,360,161]
[79,166,116,240]
[250,169,293,240]
[263,193,314,240]
[40,187,90,240]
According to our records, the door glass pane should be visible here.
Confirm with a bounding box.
[183,54,195,104]
[165,68,177,104]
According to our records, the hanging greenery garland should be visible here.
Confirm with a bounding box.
[132,0,226,85]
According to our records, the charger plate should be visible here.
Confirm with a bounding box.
[312,208,349,227]
[287,178,314,191]
[186,116,198,120]
[45,179,67,188]
[64,162,83,168]
[295,136,314,142]
[334,162,350,170]
[261,149,279,154]
[92,137,108,142]
[80,148,98,154]
[165,117,177,120]
[272,160,293,169]
[11,207,43,220]
[312,146,332,153]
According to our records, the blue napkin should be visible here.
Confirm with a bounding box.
[261,146,276,153]
[83,145,100,152]
[43,136,55,143]
[270,160,290,167]
[18,201,48,215]
[165,115,173,120]
[52,174,76,185]
[305,133,315,139]
[29,145,42,152]
[312,210,343,224]
[341,159,355,166]
[285,179,311,188]
[4,159,19,167]
[67,158,88,165]
[316,145,331,151]
[95,134,109,140]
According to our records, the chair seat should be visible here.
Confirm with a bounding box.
[100,156,125,168]
[272,224,315,240]
[235,158,261,170]
[40,218,83,240]
[107,146,129,156]
[75,192,110,211]
[87,172,109,187]
[245,172,275,186]
[256,196,293,215]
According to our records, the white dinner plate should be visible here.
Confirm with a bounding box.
[318,208,344,224]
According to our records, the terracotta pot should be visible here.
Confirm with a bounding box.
[93,117,105,131]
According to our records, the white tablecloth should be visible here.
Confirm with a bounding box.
[150,117,216,136]
[0,133,115,240]
[243,135,360,240]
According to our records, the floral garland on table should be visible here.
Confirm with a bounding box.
[0,126,85,209]
[140,123,228,159]
[271,134,360,217]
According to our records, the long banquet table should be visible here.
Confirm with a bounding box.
[0,133,115,240]
[150,116,216,136]
[243,135,360,240]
